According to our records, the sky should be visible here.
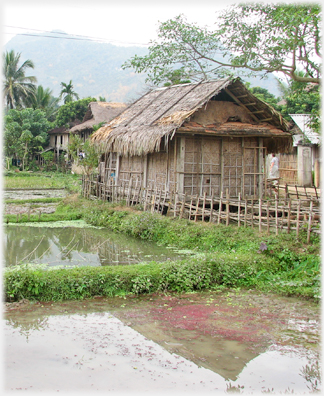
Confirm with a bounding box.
[2,0,237,47]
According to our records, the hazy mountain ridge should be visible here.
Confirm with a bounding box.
[5,31,281,103]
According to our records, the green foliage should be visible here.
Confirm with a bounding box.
[123,5,321,85]
[54,97,97,128]
[2,50,37,109]
[3,193,320,302]
[4,108,51,170]
[59,80,79,104]
[68,134,100,175]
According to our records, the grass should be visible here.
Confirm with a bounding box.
[4,171,81,192]
[3,172,321,302]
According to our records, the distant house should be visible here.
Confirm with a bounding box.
[69,101,127,142]
[91,78,293,199]
[39,102,127,165]
[275,114,321,187]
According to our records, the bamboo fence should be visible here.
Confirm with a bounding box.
[82,176,320,242]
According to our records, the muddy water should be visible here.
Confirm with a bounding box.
[4,290,321,393]
[4,224,186,267]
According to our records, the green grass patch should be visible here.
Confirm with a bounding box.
[3,188,321,302]
[4,251,320,302]
[5,198,63,204]
[4,172,81,192]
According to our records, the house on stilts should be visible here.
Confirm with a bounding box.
[89,77,292,202]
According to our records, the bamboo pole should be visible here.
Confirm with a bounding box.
[218,192,223,225]
[259,198,262,232]
[194,194,200,222]
[226,189,230,226]
[174,192,178,218]
[275,195,279,236]
[238,193,241,227]
[202,191,207,221]
[189,195,194,220]
[266,201,270,234]
[244,198,247,227]
[179,193,186,219]
[210,190,214,223]
[296,199,301,237]
[307,200,314,243]
[287,199,291,233]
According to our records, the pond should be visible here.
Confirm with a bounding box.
[4,290,321,393]
[4,222,187,267]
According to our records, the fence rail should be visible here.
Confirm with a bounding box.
[82,176,320,242]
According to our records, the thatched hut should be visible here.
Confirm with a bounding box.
[70,101,127,142]
[91,77,293,198]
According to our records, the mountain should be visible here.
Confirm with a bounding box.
[4,31,150,103]
[4,31,281,103]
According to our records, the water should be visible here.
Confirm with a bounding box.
[4,223,186,267]
[4,291,321,393]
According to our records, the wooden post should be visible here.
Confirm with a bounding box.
[194,195,200,222]
[287,198,292,233]
[209,190,214,223]
[202,191,207,221]
[266,200,270,234]
[259,198,262,232]
[296,199,301,237]
[218,192,223,224]
[189,195,194,221]
[151,193,155,214]
[251,199,254,228]
[244,198,247,227]
[275,195,279,235]
[307,200,314,243]
[179,193,186,219]
[238,193,241,227]
[226,189,230,226]
[174,192,178,218]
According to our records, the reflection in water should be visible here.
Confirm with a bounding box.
[4,224,184,267]
[4,293,321,393]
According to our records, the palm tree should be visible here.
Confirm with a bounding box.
[27,85,60,121]
[2,50,37,109]
[59,80,79,104]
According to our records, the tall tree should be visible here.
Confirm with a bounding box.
[2,50,37,109]
[123,4,321,85]
[4,108,50,170]
[26,85,60,122]
[59,80,79,104]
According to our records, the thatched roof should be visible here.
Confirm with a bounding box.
[70,102,127,133]
[48,120,81,135]
[92,77,292,156]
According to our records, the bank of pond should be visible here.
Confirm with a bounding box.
[3,205,320,303]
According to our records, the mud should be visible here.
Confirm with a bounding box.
[4,290,321,393]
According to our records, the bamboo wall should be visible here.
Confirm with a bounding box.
[99,135,266,199]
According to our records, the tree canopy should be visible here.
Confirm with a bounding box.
[4,108,50,169]
[60,80,80,104]
[2,50,37,109]
[54,97,97,128]
[123,4,321,85]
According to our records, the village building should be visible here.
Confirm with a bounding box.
[91,78,293,199]
[39,102,126,166]
[69,101,127,142]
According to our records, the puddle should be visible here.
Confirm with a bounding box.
[4,224,187,267]
[4,290,321,393]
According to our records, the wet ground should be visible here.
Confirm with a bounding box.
[4,188,67,215]
[4,290,321,393]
